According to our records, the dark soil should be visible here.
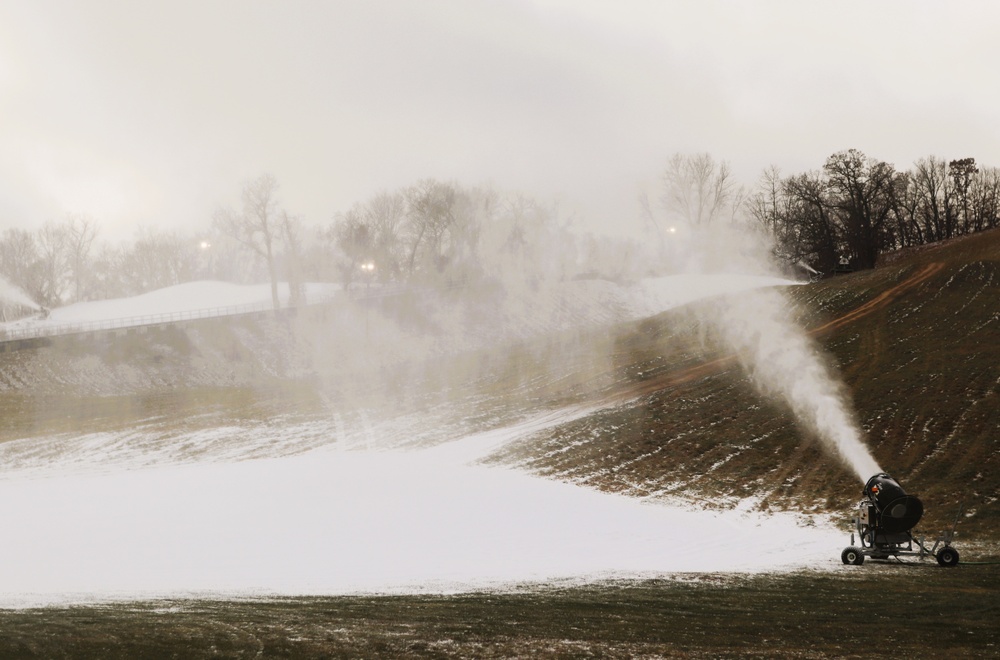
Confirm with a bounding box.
[494,228,1000,537]
[1,563,997,658]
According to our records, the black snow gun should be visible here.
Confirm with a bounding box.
[841,473,961,566]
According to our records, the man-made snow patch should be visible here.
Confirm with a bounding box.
[0,410,842,608]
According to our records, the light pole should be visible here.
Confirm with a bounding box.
[360,261,376,339]
[198,239,213,279]
[360,261,376,288]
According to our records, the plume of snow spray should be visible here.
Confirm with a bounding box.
[661,215,882,483]
[0,275,40,311]
[701,286,882,483]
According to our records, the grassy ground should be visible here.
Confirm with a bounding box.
[0,563,997,658]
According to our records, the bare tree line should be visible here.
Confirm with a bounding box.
[4,149,995,314]
[642,150,1000,277]
[327,178,647,291]
[746,150,1000,275]
[0,174,648,313]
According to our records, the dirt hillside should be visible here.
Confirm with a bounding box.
[493,228,1000,539]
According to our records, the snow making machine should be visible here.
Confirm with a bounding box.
[841,473,960,566]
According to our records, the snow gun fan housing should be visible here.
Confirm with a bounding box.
[841,473,960,567]
[862,473,923,536]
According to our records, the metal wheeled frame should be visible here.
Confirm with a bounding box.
[841,502,962,566]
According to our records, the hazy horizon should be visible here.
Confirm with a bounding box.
[3,0,1000,240]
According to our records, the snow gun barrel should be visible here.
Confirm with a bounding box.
[863,473,924,534]
[842,473,960,566]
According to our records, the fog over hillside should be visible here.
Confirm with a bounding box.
[0,261,870,606]
[1,3,998,654]
[8,198,936,610]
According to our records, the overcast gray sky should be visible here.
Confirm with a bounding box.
[2,0,999,239]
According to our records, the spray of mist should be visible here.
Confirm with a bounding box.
[702,286,883,482]
[665,220,882,483]
[0,275,40,311]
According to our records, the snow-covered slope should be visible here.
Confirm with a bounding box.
[0,408,842,607]
[45,281,339,323]
[1,273,798,396]
[1,281,341,339]
[2,274,790,336]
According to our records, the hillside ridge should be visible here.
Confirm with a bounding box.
[491,228,1000,538]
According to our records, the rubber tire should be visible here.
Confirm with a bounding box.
[936,546,960,567]
[842,547,864,565]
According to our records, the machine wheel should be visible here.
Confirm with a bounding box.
[936,546,960,567]
[841,547,865,565]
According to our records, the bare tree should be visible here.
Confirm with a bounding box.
[90,242,128,300]
[747,165,812,267]
[728,184,749,225]
[948,157,977,234]
[35,220,70,307]
[747,166,785,236]
[65,214,99,302]
[0,228,41,302]
[201,231,266,285]
[280,211,306,306]
[661,153,735,226]
[638,189,664,253]
[430,184,491,284]
[365,191,407,283]
[783,171,840,274]
[823,149,896,270]
[911,156,952,243]
[118,228,201,295]
[331,207,373,289]
[887,171,924,249]
[969,166,1000,232]
[493,193,574,283]
[213,173,282,310]
[404,179,458,280]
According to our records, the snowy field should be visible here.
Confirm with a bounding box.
[0,273,848,608]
